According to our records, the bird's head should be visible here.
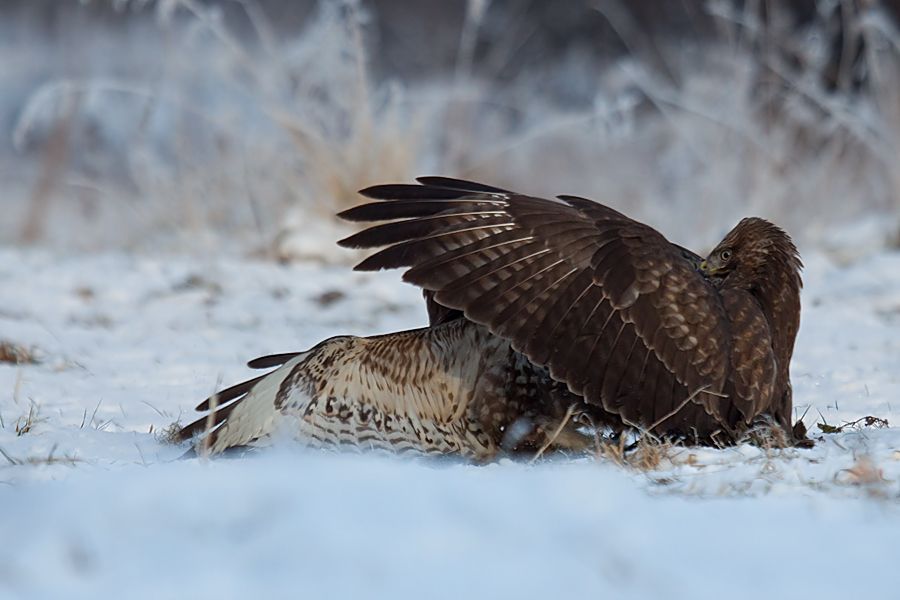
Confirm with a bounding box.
[700,217,802,290]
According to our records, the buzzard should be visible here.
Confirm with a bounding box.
[177,177,803,457]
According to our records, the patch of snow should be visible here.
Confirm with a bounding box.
[1,246,899,598]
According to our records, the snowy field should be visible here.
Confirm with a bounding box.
[3,1,900,596]
[2,243,900,598]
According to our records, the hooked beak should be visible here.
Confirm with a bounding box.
[699,260,726,283]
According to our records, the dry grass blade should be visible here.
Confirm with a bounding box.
[615,384,716,445]
[648,384,722,434]
[80,399,103,431]
[529,404,579,464]
[199,390,220,459]
[0,447,20,466]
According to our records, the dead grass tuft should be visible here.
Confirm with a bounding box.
[0,444,82,468]
[594,434,676,473]
[738,418,793,451]
[157,421,185,446]
[0,341,41,365]
[15,403,44,437]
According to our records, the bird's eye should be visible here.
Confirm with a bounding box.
[719,249,732,262]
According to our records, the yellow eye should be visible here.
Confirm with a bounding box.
[719,249,732,262]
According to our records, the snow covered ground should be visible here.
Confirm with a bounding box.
[2,245,900,598]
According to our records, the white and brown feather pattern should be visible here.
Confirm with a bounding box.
[177,319,586,458]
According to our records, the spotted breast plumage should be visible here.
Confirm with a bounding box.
[177,176,805,457]
[176,316,588,458]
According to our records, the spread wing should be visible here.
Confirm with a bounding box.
[339,177,734,434]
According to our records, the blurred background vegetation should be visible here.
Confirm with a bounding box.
[2,0,898,260]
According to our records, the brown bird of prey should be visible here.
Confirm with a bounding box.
[176,177,803,457]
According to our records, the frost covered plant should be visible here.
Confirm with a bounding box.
[13,0,424,257]
[9,0,900,257]
[14,403,43,437]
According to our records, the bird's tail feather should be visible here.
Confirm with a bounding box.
[176,352,307,455]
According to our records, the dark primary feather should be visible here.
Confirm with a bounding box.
[415,176,511,194]
[338,177,747,438]
[338,198,500,222]
[247,353,301,369]
[358,184,475,201]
